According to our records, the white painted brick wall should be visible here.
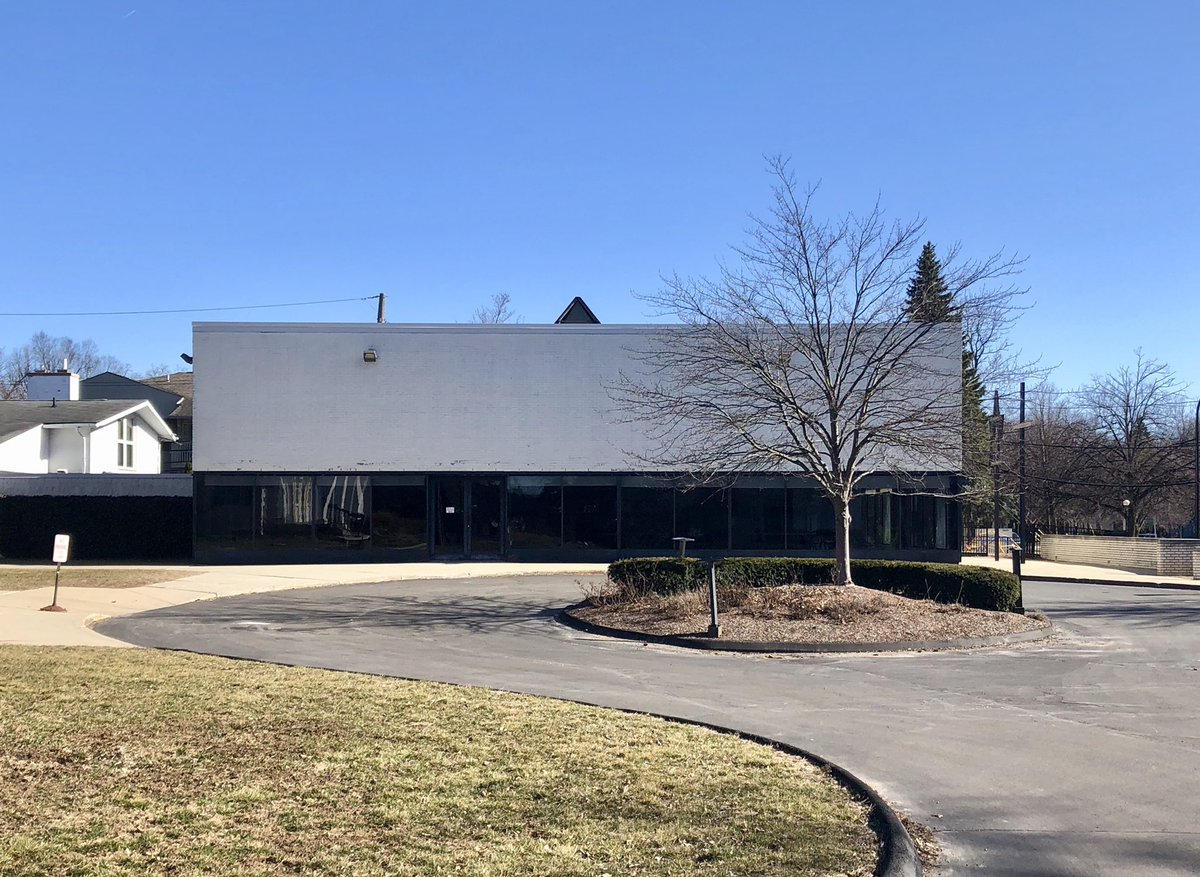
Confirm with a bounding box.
[194,322,963,474]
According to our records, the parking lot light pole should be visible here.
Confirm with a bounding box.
[1194,399,1199,538]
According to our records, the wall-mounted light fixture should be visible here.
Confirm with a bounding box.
[363,348,378,363]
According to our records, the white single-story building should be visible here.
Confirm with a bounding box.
[191,302,964,564]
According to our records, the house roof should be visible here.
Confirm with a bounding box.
[139,372,193,418]
[555,296,601,324]
[80,371,193,420]
[0,400,177,444]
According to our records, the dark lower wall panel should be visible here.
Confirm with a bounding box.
[0,496,193,560]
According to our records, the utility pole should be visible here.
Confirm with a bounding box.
[992,389,1002,562]
[1194,399,1199,539]
[1019,381,1027,556]
[376,292,386,323]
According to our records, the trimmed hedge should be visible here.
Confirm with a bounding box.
[608,556,1021,612]
[605,557,711,597]
[0,496,192,560]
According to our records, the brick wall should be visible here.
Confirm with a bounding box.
[1039,534,1200,578]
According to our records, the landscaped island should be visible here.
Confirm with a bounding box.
[571,558,1047,647]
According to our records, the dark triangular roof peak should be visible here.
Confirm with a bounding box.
[555,296,600,324]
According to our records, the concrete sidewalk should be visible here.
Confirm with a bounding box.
[962,554,1200,588]
[5,554,1195,649]
[0,562,608,647]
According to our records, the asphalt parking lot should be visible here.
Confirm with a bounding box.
[99,576,1200,877]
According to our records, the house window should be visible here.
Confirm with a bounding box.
[117,418,134,468]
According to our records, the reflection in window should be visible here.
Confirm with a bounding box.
[898,493,950,550]
[620,483,673,550]
[731,487,785,550]
[851,492,897,549]
[373,477,427,552]
[257,476,314,549]
[675,486,728,549]
[196,474,254,550]
[563,483,618,549]
[508,477,561,549]
[787,488,835,550]
[316,475,371,549]
[471,479,504,555]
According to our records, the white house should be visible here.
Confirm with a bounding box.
[0,370,177,474]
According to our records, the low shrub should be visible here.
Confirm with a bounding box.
[605,557,710,601]
[849,561,1020,613]
[606,557,1021,612]
[719,558,836,588]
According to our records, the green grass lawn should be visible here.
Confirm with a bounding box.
[0,568,197,592]
[0,647,876,877]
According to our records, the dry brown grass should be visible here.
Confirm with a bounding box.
[0,646,877,877]
[575,583,1047,644]
[0,568,197,593]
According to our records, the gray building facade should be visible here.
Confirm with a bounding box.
[192,321,962,563]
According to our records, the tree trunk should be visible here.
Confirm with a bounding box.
[832,495,853,585]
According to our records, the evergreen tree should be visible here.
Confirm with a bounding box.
[905,242,992,527]
[905,242,958,322]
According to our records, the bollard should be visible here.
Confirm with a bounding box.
[707,561,721,638]
[1011,546,1025,615]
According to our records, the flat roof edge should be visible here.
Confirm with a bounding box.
[192,322,668,334]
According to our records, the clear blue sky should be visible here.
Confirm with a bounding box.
[2,1,1197,390]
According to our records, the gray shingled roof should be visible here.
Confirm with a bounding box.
[140,372,193,418]
[0,400,150,444]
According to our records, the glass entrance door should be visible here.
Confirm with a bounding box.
[469,478,503,556]
[433,478,465,556]
[432,477,504,557]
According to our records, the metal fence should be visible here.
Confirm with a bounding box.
[165,441,193,473]
[962,527,1021,557]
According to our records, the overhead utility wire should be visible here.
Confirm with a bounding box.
[0,295,376,317]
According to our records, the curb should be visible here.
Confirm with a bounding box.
[617,710,923,877]
[558,605,1053,653]
[1024,574,1200,592]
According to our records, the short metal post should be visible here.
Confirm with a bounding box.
[707,561,721,638]
[1011,546,1025,615]
[40,562,67,613]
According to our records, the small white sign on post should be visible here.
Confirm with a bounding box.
[41,534,71,612]
[52,534,70,565]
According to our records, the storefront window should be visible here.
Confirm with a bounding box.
[314,475,370,549]
[787,487,835,549]
[731,485,785,550]
[675,486,728,549]
[195,474,255,550]
[620,481,673,550]
[563,478,618,549]
[256,476,314,549]
[372,477,427,553]
[851,492,898,549]
[508,477,561,549]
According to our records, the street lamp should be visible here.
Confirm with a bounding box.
[1122,498,1132,537]
[1193,399,1199,539]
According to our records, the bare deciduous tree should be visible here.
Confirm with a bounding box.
[472,292,518,324]
[1081,352,1188,535]
[615,159,1022,584]
[1004,359,1193,538]
[0,332,130,399]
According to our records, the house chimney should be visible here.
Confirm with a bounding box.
[25,370,80,402]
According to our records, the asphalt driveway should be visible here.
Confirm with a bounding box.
[97,576,1200,876]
